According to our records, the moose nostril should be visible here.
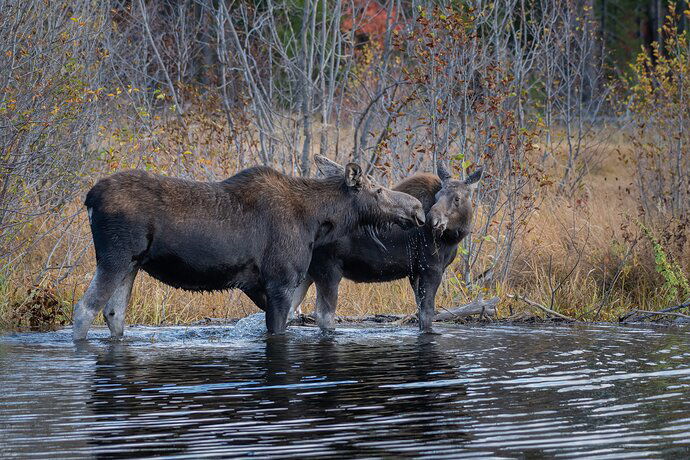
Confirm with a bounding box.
[416,211,425,225]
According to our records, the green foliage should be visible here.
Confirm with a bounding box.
[624,1,690,220]
[637,220,690,304]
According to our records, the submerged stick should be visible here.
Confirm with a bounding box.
[622,302,690,322]
[622,309,690,322]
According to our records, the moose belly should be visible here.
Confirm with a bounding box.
[341,257,410,283]
[139,235,259,292]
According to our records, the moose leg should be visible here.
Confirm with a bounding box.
[314,275,341,332]
[409,275,419,296]
[412,271,442,332]
[289,276,312,319]
[245,287,269,311]
[409,274,421,313]
[103,269,138,339]
[73,265,127,342]
[265,285,294,335]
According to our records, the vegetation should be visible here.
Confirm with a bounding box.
[1,0,689,330]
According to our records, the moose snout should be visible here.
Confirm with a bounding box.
[413,207,426,227]
[430,215,447,232]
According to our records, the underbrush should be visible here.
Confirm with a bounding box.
[3,1,689,332]
[1,124,687,331]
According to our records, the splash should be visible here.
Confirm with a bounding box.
[234,312,268,337]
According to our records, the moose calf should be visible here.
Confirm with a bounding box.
[292,159,481,332]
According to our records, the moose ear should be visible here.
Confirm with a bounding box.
[465,168,483,191]
[314,155,344,177]
[345,163,363,188]
[437,160,452,182]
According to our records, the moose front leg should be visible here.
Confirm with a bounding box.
[244,287,269,311]
[289,276,313,320]
[314,277,341,332]
[265,284,295,335]
[413,271,443,333]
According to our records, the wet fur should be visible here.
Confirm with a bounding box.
[86,168,358,292]
[74,166,423,340]
[295,173,475,331]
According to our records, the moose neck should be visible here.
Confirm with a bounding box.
[301,177,366,244]
[394,173,442,213]
[221,167,376,245]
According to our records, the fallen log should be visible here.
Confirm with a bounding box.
[287,297,502,327]
[197,299,500,329]
[336,314,402,323]
[389,296,500,325]
[434,296,499,321]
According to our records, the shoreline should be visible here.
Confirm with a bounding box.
[2,311,689,335]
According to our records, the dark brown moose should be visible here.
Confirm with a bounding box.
[73,158,425,341]
[291,159,481,332]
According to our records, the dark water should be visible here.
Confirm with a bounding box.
[1,320,689,459]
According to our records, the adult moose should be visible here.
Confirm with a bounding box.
[72,157,425,341]
[291,158,482,333]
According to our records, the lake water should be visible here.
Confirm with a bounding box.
[1,320,689,458]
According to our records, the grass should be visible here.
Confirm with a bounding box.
[1,116,688,331]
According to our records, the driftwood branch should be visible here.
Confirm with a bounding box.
[633,310,690,319]
[507,294,576,321]
[620,302,690,322]
[620,307,690,323]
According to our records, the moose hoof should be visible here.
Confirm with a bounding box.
[420,328,441,336]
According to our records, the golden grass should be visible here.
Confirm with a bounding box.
[1,116,686,330]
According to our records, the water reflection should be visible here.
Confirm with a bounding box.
[1,324,689,458]
[83,334,469,458]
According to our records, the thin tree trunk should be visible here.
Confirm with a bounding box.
[138,0,185,120]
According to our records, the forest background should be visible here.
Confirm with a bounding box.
[1,0,689,329]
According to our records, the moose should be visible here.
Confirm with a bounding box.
[72,157,425,341]
[291,158,482,333]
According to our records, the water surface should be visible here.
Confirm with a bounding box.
[1,321,689,458]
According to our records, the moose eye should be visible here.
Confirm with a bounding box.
[377,188,383,194]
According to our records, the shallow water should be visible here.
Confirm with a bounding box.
[1,321,689,458]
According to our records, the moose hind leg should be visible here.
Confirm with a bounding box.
[103,269,138,339]
[73,266,126,342]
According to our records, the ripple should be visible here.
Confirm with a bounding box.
[1,323,689,457]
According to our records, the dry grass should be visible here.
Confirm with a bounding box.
[503,136,688,321]
[1,117,686,331]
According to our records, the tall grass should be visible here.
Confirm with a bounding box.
[1,118,687,330]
